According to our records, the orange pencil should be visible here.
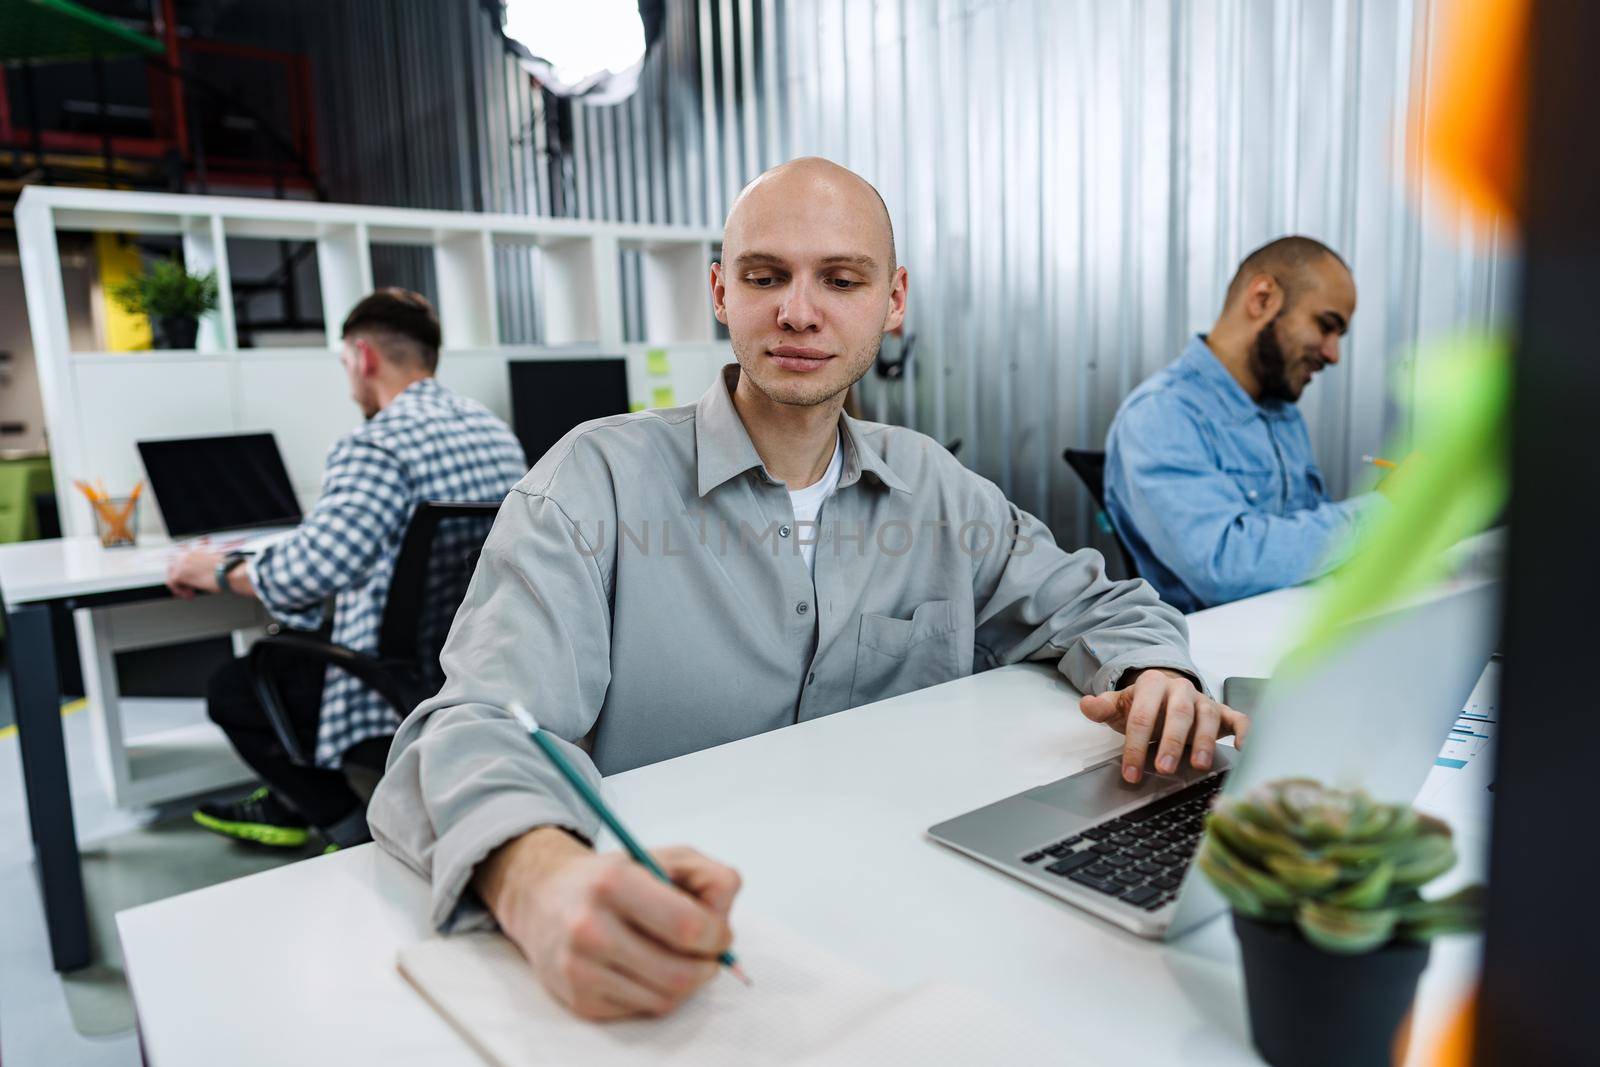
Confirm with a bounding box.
[1362,454,1398,471]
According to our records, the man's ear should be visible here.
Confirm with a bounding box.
[882,266,909,334]
[1245,273,1285,323]
[354,338,380,377]
[710,261,729,326]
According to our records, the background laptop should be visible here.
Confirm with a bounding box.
[927,580,1500,940]
[138,432,303,541]
[507,358,631,468]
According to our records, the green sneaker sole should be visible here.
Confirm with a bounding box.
[192,809,310,848]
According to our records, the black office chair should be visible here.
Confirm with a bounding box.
[247,500,501,769]
[33,491,61,539]
[1061,449,1141,580]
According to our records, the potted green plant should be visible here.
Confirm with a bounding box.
[110,257,220,350]
[1199,778,1484,1067]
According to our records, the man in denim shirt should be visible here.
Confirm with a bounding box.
[1105,237,1389,613]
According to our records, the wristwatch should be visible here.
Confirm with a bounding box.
[214,551,248,595]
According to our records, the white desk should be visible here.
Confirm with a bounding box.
[0,535,265,971]
[116,586,1488,1066]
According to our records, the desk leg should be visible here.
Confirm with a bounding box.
[8,603,91,971]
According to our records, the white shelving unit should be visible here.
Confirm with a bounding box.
[14,186,730,539]
[12,186,730,809]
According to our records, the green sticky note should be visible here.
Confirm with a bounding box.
[629,402,645,412]
[651,385,676,408]
[646,348,671,377]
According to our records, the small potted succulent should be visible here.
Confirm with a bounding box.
[110,257,220,350]
[1199,778,1484,1067]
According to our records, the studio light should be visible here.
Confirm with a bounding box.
[501,0,647,102]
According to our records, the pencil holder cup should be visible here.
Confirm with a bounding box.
[92,495,141,548]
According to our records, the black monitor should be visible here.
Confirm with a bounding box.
[508,358,632,467]
[137,432,303,537]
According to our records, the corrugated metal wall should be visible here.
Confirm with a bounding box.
[299,0,1515,557]
[760,0,1514,558]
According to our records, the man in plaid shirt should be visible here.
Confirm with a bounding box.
[165,289,527,849]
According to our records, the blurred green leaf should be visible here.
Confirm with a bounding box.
[1298,900,1400,955]
[1325,861,1394,909]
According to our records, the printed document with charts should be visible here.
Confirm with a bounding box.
[398,912,1057,1065]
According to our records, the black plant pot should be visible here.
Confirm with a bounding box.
[1234,914,1430,1067]
[153,315,199,350]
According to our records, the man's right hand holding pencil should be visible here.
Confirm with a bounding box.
[473,826,743,1020]
[1365,452,1423,501]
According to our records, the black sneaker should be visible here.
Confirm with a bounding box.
[193,787,310,848]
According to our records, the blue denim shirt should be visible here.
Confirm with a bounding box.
[1104,335,1386,613]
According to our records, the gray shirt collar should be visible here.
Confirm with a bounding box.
[694,364,910,497]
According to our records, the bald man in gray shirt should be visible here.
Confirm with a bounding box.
[370,157,1249,1022]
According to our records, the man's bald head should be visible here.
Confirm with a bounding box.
[723,156,896,277]
[710,156,908,410]
[1223,235,1348,312]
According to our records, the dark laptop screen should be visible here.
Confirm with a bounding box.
[137,433,303,537]
[508,358,632,467]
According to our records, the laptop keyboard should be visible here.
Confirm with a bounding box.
[1018,771,1229,912]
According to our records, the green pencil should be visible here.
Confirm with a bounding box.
[506,703,750,985]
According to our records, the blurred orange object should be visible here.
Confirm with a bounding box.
[1422,990,1477,1067]
[1420,0,1530,224]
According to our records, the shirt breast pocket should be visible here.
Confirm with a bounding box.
[1224,467,1280,511]
[848,599,970,707]
[1302,464,1329,505]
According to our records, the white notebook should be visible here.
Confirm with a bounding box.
[397,913,1056,1065]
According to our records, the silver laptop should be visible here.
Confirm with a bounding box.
[927,580,1499,940]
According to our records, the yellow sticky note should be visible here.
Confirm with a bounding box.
[629,402,645,412]
[651,386,676,408]
[646,348,671,377]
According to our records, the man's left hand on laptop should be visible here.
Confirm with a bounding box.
[1079,668,1250,784]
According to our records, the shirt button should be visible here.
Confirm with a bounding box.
[796,602,809,615]
[1247,490,1258,500]
[779,524,791,538]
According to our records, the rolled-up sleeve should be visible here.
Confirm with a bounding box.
[967,476,1204,696]
[1109,396,1388,608]
[368,486,616,933]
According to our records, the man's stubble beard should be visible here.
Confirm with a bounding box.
[730,333,883,409]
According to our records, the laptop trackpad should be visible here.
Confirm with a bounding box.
[1023,762,1159,818]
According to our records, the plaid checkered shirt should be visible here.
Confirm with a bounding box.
[248,377,527,767]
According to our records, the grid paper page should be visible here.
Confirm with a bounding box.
[398,913,1055,1065]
